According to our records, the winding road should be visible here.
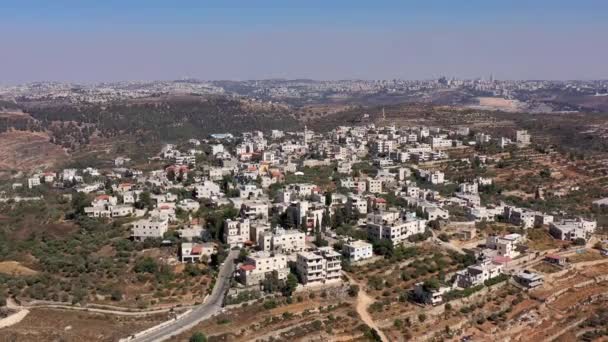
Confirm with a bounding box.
[126,249,238,342]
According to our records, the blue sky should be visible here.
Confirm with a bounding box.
[1,0,607,83]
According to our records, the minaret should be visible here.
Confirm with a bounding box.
[382,107,386,122]
[304,125,309,145]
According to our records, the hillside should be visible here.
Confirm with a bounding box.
[15,95,300,149]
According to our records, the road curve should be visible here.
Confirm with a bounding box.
[127,250,238,342]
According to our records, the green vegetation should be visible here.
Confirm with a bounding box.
[443,284,484,301]
[189,332,208,342]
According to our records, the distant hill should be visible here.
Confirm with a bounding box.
[14,95,300,149]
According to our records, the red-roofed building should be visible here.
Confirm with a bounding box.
[544,254,566,266]
[240,264,256,272]
[180,242,217,263]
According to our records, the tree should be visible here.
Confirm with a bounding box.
[438,233,450,242]
[325,192,332,206]
[284,273,298,296]
[70,192,90,216]
[189,332,207,342]
[237,249,249,263]
[111,289,123,301]
[573,238,587,246]
[539,168,551,178]
[314,224,328,247]
[134,257,158,273]
[167,169,176,182]
[422,278,440,292]
[135,191,154,210]
[322,209,331,232]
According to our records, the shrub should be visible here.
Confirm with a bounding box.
[189,332,207,342]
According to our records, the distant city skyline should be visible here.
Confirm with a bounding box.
[1,0,607,84]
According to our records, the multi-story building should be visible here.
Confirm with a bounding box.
[367,212,427,246]
[131,217,169,241]
[259,228,306,253]
[455,259,504,288]
[348,194,368,214]
[342,240,373,262]
[223,218,251,247]
[195,181,222,199]
[427,171,445,184]
[366,179,383,194]
[413,282,452,305]
[549,218,597,241]
[515,130,531,146]
[296,247,342,285]
[241,200,269,220]
[237,252,290,286]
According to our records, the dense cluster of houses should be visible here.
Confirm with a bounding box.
[10,123,602,295]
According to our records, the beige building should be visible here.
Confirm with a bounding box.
[296,247,342,285]
[223,218,251,247]
[237,252,289,286]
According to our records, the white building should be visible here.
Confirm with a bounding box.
[486,233,522,258]
[366,179,383,194]
[180,242,216,263]
[223,218,251,247]
[27,177,41,189]
[515,130,531,147]
[238,252,290,286]
[296,247,342,285]
[259,228,306,253]
[195,181,222,199]
[367,212,427,246]
[346,194,366,214]
[241,200,269,220]
[342,240,373,262]
[427,171,445,185]
[549,218,597,241]
[177,199,200,212]
[131,217,169,241]
[413,282,453,306]
[110,204,134,218]
[455,259,504,288]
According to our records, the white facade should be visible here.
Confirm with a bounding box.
[296,247,342,285]
[343,240,373,262]
[238,252,289,286]
[223,218,251,247]
[366,179,383,194]
[259,228,306,253]
[131,217,169,241]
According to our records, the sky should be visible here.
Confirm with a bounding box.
[0,0,607,84]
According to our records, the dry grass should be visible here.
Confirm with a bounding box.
[0,130,66,172]
[0,261,38,276]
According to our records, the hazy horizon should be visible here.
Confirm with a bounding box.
[1,0,607,84]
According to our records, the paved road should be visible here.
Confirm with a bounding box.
[128,250,238,342]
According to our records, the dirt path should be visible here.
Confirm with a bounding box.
[0,299,30,329]
[345,274,389,342]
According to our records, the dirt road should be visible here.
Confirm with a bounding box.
[345,273,389,342]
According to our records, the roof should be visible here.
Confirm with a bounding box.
[240,264,256,271]
[492,256,512,264]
